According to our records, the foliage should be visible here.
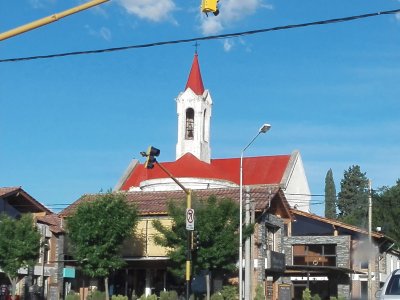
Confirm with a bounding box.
[337,165,369,227]
[254,283,265,300]
[66,292,80,300]
[153,196,240,279]
[159,291,178,300]
[67,192,138,276]
[90,290,106,300]
[210,293,224,300]
[139,295,157,300]
[0,213,41,299]
[329,295,345,300]
[373,180,400,246]
[311,294,321,300]
[324,168,337,219]
[220,285,238,300]
[302,288,311,300]
[111,295,127,300]
[66,192,138,300]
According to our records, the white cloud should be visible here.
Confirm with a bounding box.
[201,16,224,34]
[99,27,112,41]
[117,0,176,22]
[28,0,55,9]
[223,39,234,52]
[84,25,112,41]
[200,0,272,35]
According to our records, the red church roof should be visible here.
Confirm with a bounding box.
[185,54,205,95]
[120,153,291,191]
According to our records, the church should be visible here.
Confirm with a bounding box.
[61,52,312,299]
[60,52,400,300]
[114,52,311,211]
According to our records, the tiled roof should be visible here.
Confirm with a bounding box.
[60,185,288,218]
[291,209,386,239]
[0,186,21,197]
[185,53,204,95]
[120,153,291,191]
[0,186,52,214]
[36,214,64,234]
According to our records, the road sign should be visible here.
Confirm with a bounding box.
[186,208,195,230]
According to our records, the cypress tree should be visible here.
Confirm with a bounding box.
[337,165,369,228]
[324,168,337,219]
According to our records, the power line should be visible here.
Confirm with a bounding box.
[1,8,399,63]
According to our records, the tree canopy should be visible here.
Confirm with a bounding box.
[66,192,138,299]
[153,196,240,280]
[324,168,337,219]
[0,213,41,299]
[373,180,400,246]
[337,165,369,228]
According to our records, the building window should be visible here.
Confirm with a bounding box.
[185,108,194,140]
[265,226,278,251]
[292,244,336,266]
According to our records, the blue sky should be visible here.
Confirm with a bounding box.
[1,0,399,215]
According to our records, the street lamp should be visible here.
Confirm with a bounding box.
[239,123,271,300]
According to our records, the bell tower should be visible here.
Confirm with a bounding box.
[176,53,212,163]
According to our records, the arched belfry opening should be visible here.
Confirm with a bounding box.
[185,108,194,140]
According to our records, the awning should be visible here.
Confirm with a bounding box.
[285,265,365,275]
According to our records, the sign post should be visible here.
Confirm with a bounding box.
[186,208,195,231]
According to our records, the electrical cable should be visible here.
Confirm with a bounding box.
[1,8,399,63]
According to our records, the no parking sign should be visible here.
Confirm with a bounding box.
[186,208,195,231]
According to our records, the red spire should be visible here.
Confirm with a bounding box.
[185,53,205,95]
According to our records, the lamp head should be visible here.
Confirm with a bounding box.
[259,123,271,133]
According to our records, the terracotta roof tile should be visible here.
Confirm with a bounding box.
[36,214,64,234]
[60,185,285,217]
[0,187,21,197]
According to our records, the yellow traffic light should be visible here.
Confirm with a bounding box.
[201,0,219,16]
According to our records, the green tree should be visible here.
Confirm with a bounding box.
[324,168,337,219]
[66,193,138,300]
[153,196,240,280]
[0,213,41,300]
[337,165,369,227]
[373,180,400,246]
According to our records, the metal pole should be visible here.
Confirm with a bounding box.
[0,0,109,41]
[40,226,46,300]
[368,180,372,300]
[244,189,251,300]
[186,190,192,300]
[239,152,244,300]
[239,131,262,300]
[155,160,192,300]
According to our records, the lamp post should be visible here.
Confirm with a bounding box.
[239,124,271,300]
[367,180,372,300]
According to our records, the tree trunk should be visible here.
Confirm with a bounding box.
[206,274,210,300]
[104,277,109,300]
[7,276,17,300]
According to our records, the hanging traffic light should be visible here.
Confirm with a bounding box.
[201,0,219,16]
[141,146,160,169]
[192,231,200,250]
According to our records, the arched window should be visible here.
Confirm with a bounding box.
[185,108,194,140]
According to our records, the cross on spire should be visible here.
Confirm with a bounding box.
[193,41,200,54]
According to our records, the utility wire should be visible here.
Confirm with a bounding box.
[1,8,399,63]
